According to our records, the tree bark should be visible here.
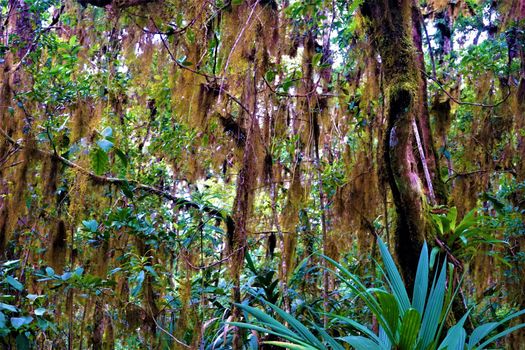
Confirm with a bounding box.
[230,53,258,350]
[362,0,432,293]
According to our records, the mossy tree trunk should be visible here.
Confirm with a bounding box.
[509,4,525,345]
[362,0,433,293]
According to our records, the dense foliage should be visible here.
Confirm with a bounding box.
[0,0,524,348]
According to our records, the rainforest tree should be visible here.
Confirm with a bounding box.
[0,0,524,348]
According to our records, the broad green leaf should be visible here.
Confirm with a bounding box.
[6,275,23,291]
[82,219,98,233]
[453,209,477,237]
[348,0,364,13]
[97,139,114,152]
[101,126,113,138]
[91,147,109,175]
[2,260,20,267]
[265,70,276,83]
[312,53,323,67]
[131,270,145,297]
[114,148,128,168]
[10,316,33,330]
[26,294,42,302]
[376,291,399,338]
[447,207,458,231]
[118,180,134,199]
[399,308,421,350]
[0,303,18,313]
[16,333,30,350]
[34,307,46,316]
[429,247,440,269]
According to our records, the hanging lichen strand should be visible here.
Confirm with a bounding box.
[0,0,524,348]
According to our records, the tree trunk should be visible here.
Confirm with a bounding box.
[230,54,258,350]
[362,0,432,293]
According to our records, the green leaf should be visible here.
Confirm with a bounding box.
[234,304,299,339]
[6,275,23,291]
[118,180,134,199]
[144,266,159,279]
[413,242,429,315]
[476,323,525,349]
[266,302,324,348]
[91,147,109,175]
[265,69,276,83]
[97,139,114,152]
[375,291,399,338]
[114,148,128,168]
[101,126,113,138]
[34,308,46,316]
[399,308,421,349]
[26,294,41,302]
[2,260,20,267]
[430,247,440,269]
[262,341,312,350]
[438,312,469,350]
[16,333,30,350]
[0,312,6,328]
[454,209,477,236]
[131,270,145,297]
[447,207,458,231]
[229,321,313,348]
[339,336,382,350]
[348,0,364,13]
[378,238,410,314]
[82,220,98,233]
[467,322,498,348]
[312,53,323,67]
[331,314,381,344]
[419,260,448,349]
[0,303,18,313]
[312,324,345,350]
[10,316,33,330]
[177,56,193,66]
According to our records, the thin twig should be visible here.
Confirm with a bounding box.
[150,311,191,348]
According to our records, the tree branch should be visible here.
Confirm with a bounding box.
[0,127,234,226]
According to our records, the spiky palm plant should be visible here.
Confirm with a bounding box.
[230,238,525,349]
